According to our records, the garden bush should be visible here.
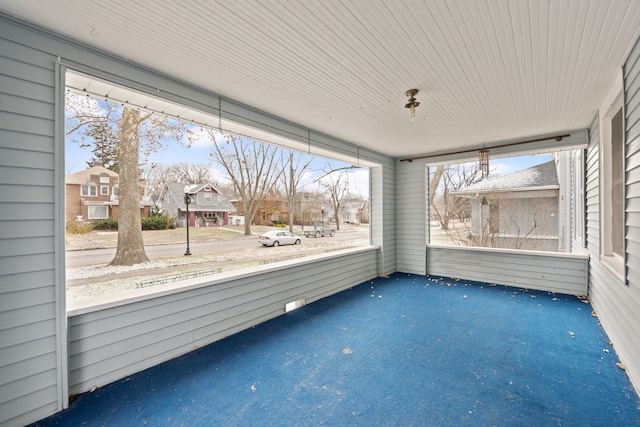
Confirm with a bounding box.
[142,214,171,230]
[92,218,118,230]
[66,219,93,234]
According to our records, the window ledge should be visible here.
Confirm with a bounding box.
[427,243,590,260]
[600,254,625,283]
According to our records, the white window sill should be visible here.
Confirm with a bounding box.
[601,254,625,283]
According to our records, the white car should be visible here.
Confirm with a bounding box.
[258,230,302,247]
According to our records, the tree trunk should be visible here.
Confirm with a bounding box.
[110,108,150,266]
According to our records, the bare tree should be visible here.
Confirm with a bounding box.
[317,163,349,230]
[66,93,192,266]
[110,107,150,265]
[207,132,283,235]
[429,162,485,230]
[166,162,216,184]
[281,150,313,232]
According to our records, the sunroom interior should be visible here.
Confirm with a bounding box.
[1,1,640,425]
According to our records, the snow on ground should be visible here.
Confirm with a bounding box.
[66,237,368,303]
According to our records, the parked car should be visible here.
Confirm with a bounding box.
[303,223,336,238]
[258,230,302,247]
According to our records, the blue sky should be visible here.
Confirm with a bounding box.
[65,126,371,198]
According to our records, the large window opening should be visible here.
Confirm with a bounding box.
[611,108,624,258]
[64,72,371,306]
[428,149,584,253]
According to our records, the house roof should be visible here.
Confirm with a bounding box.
[2,2,640,160]
[65,164,118,185]
[451,160,559,196]
[165,182,236,213]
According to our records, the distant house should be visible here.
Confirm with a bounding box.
[161,182,236,227]
[65,162,151,221]
[338,200,367,224]
[357,200,370,224]
[450,161,561,252]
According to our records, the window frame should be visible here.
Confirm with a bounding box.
[87,205,109,219]
[599,72,625,279]
[81,184,97,197]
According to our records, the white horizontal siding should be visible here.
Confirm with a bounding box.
[0,23,62,427]
[587,34,640,394]
[67,248,378,394]
[427,245,588,295]
[394,159,427,275]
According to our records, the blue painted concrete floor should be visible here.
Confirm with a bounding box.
[33,274,640,426]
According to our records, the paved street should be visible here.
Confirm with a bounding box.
[66,228,368,268]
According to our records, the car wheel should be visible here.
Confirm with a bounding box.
[330,230,335,237]
[273,241,279,247]
[315,231,321,238]
[295,239,301,244]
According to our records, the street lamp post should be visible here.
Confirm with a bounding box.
[184,186,192,256]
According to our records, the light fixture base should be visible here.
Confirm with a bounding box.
[406,89,419,98]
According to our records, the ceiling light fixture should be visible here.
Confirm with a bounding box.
[405,89,420,122]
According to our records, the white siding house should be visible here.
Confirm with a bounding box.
[1,4,640,426]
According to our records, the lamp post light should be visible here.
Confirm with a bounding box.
[184,185,193,256]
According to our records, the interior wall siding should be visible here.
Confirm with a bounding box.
[394,160,427,274]
[427,245,588,295]
[587,32,640,393]
[68,248,378,394]
[0,31,61,427]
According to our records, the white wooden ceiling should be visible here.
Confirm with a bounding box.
[2,0,640,158]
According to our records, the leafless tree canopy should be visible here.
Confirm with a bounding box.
[281,150,313,231]
[207,131,284,235]
[317,162,350,231]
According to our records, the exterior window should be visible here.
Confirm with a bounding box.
[100,176,110,183]
[101,185,109,195]
[611,108,624,257]
[429,153,568,253]
[572,149,586,246]
[88,206,108,219]
[113,186,119,198]
[81,184,97,197]
[202,193,216,204]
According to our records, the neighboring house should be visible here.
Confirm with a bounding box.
[357,200,370,224]
[230,196,287,226]
[338,200,364,224]
[450,161,561,252]
[161,182,236,227]
[65,162,151,221]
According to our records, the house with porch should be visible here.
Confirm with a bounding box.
[2,2,640,425]
[160,181,236,227]
[450,160,561,252]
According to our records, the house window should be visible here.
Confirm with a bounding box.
[100,176,110,183]
[201,192,217,204]
[101,185,109,195]
[88,206,108,219]
[489,202,499,234]
[610,108,624,257]
[113,185,119,198]
[572,149,586,246]
[600,71,625,276]
[81,184,97,197]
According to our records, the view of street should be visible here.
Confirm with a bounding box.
[65,224,370,303]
